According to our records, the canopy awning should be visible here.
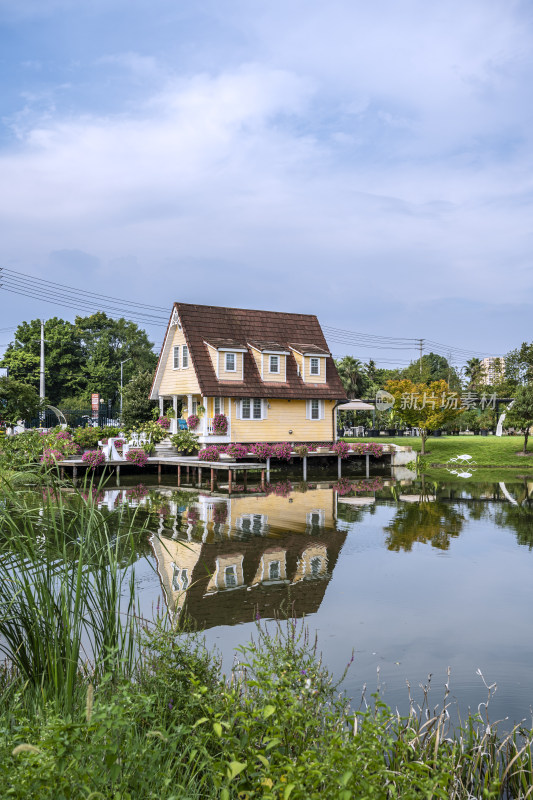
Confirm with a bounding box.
[337,399,375,411]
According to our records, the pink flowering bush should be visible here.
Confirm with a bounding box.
[187,414,200,430]
[198,445,221,461]
[224,442,248,459]
[126,484,149,499]
[250,442,273,459]
[125,448,149,467]
[212,413,228,435]
[156,416,171,429]
[81,449,106,469]
[187,508,200,524]
[333,477,384,495]
[41,448,63,466]
[213,504,228,524]
[331,441,351,459]
[271,442,292,460]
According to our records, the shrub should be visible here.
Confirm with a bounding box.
[125,448,149,467]
[212,413,228,434]
[332,440,350,458]
[40,448,63,466]
[250,442,273,459]
[187,414,200,430]
[271,442,292,460]
[351,442,384,457]
[170,430,199,453]
[198,445,220,461]
[81,449,106,468]
[224,442,248,459]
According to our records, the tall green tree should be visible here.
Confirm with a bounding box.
[402,352,461,390]
[463,357,484,389]
[505,384,533,454]
[0,313,158,406]
[0,376,43,424]
[121,370,157,428]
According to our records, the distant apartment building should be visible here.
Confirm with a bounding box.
[481,356,505,385]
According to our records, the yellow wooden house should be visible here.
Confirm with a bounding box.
[149,302,347,444]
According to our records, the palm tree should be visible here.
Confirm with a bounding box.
[335,356,367,398]
[464,357,483,388]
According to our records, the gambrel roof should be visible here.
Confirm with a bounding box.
[151,302,347,400]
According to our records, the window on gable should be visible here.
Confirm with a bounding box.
[225,352,236,371]
[269,355,279,373]
[310,357,320,375]
[182,345,189,368]
[173,346,180,369]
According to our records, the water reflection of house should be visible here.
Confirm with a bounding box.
[150,489,346,629]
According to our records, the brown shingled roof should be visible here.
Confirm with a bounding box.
[171,302,346,400]
[289,343,330,355]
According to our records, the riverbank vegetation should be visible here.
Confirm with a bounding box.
[0,476,532,798]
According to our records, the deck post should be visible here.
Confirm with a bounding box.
[266,457,271,482]
[243,470,247,491]
[73,465,78,480]
[116,465,120,486]
[186,465,190,482]
[261,469,265,491]
[210,468,215,492]
[158,463,162,484]
[366,454,370,477]
[198,467,202,486]
[177,465,181,487]
[303,456,307,481]
[337,456,342,479]
[60,466,65,480]
[228,469,232,495]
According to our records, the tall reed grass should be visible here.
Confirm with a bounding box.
[0,473,143,712]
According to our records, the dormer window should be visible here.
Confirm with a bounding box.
[269,355,279,373]
[225,352,236,371]
[310,358,320,375]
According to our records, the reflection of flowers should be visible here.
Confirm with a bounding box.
[213,504,228,524]
[187,508,200,524]
[334,477,384,495]
[265,480,293,497]
[81,450,106,469]
[126,484,149,499]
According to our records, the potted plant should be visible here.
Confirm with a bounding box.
[170,430,199,455]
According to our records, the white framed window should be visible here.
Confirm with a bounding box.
[225,352,236,371]
[182,345,189,368]
[310,357,320,375]
[269,355,280,373]
[239,513,267,534]
[214,397,224,415]
[306,399,324,420]
[192,400,198,415]
[173,346,180,370]
[310,557,322,577]
[241,398,264,419]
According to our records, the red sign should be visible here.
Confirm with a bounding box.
[91,393,100,418]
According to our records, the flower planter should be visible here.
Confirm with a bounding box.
[396,430,404,437]
[316,447,330,454]
[386,429,397,436]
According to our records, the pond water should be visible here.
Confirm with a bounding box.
[5,472,533,724]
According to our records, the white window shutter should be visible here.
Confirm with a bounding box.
[320,400,325,420]
[262,399,268,419]
[235,400,240,420]
[306,400,310,420]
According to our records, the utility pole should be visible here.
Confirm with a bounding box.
[120,358,131,419]
[40,319,45,404]
[418,339,424,377]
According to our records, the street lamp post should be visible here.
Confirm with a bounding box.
[120,358,131,420]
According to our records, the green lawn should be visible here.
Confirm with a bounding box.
[343,435,533,470]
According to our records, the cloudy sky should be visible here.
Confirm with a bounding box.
[1,0,532,368]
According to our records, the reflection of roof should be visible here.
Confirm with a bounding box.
[159,303,345,399]
[155,528,347,629]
